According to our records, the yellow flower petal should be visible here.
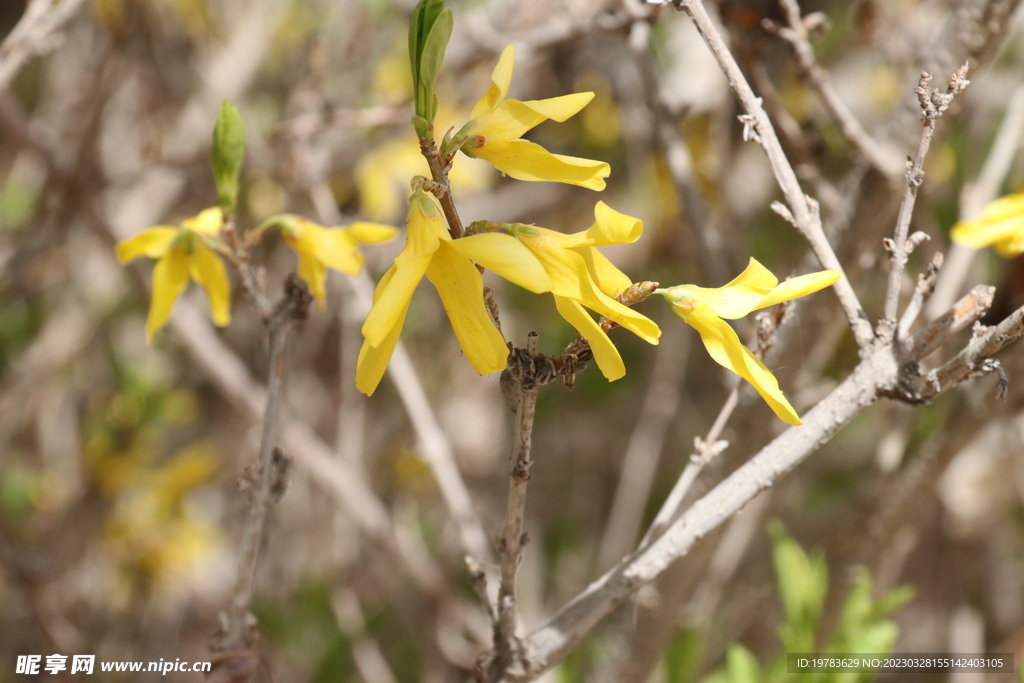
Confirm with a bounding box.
[519,92,595,123]
[470,44,515,120]
[300,222,364,276]
[361,250,435,346]
[682,305,801,425]
[691,258,779,319]
[355,313,406,395]
[574,201,644,247]
[450,232,552,293]
[360,201,441,346]
[296,251,328,309]
[951,192,1024,251]
[425,241,509,375]
[147,247,190,343]
[188,244,231,327]
[520,229,660,343]
[473,94,594,144]
[356,266,408,396]
[754,270,841,310]
[180,207,223,235]
[995,232,1024,257]
[553,295,625,381]
[116,227,178,263]
[347,222,400,244]
[473,139,610,190]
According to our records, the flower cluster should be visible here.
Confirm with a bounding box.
[116,33,843,425]
[117,207,398,339]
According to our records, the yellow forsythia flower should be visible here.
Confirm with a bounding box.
[461,45,610,190]
[275,215,398,308]
[657,260,840,425]
[356,189,533,395]
[116,207,230,342]
[456,202,662,381]
[950,192,1024,257]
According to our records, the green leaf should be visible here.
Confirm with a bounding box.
[725,645,760,683]
[416,7,452,124]
[872,584,914,620]
[664,628,702,683]
[211,99,246,214]
[408,0,448,124]
[768,521,827,653]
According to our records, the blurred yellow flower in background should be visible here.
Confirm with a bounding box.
[356,111,494,222]
[951,192,1024,256]
[274,215,398,308]
[115,207,230,342]
[457,201,661,381]
[657,260,840,425]
[460,45,611,190]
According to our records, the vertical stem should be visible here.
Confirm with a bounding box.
[419,136,464,239]
[490,334,541,679]
[219,275,311,652]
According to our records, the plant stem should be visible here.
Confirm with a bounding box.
[218,275,311,651]
[489,333,543,680]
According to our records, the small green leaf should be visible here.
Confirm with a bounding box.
[416,7,451,123]
[211,99,246,214]
[664,627,701,683]
[408,0,448,123]
[725,645,760,683]
[412,115,432,140]
[769,520,826,653]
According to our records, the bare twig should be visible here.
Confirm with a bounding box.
[0,0,88,94]
[217,275,313,653]
[420,136,465,239]
[674,0,874,348]
[638,384,738,549]
[911,303,1024,400]
[639,302,788,548]
[898,285,994,363]
[898,252,944,337]
[486,333,553,681]
[765,0,904,178]
[883,66,970,327]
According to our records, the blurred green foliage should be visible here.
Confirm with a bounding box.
[661,521,913,683]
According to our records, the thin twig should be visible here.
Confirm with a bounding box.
[675,0,874,348]
[487,333,550,680]
[898,285,994,363]
[638,383,738,549]
[639,302,788,548]
[420,136,465,239]
[898,252,944,337]
[0,0,88,94]
[217,275,312,653]
[766,0,904,178]
[911,303,1024,401]
[883,66,970,327]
